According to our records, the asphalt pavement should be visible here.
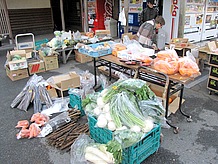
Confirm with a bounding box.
[0,40,217,164]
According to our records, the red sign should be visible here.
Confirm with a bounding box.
[171,0,179,39]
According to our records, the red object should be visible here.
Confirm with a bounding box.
[91,0,106,33]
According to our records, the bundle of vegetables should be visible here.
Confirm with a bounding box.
[71,133,122,164]
[85,143,116,164]
[83,79,165,148]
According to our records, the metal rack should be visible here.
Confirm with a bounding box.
[136,66,192,133]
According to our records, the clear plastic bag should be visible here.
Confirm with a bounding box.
[39,111,71,137]
[70,133,94,164]
[41,97,70,116]
[178,51,201,77]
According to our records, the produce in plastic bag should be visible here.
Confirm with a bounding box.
[70,133,94,164]
[39,111,71,137]
[41,97,70,116]
[153,59,179,75]
[30,113,49,126]
[15,120,29,129]
[156,49,179,61]
[178,51,201,77]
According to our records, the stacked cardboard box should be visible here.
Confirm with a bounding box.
[6,50,30,81]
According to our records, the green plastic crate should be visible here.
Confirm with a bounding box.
[88,115,161,164]
[69,93,85,116]
[35,38,49,50]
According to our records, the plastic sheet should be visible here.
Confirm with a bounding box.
[70,133,94,164]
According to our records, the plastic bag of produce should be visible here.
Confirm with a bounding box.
[153,59,179,75]
[178,51,201,77]
[70,133,94,164]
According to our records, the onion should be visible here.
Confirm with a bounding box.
[107,121,116,131]
[97,97,105,108]
[130,125,141,133]
[93,107,101,116]
[143,120,154,133]
[103,103,110,113]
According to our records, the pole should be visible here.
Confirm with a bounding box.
[83,0,88,32]
[60,0,65,31]
[124,0,129,33]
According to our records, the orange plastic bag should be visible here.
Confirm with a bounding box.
[154,60,179,75]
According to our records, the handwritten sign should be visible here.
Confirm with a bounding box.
[207,77,218,91]
[209,54,218,66]
[210,66,218,78]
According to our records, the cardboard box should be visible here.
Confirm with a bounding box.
[28,60,45,75]
[170,38,189,48]
[47,88,58,99]
[75,50,93,63]
[39,51,59,71]
[121,32,134,40]
[207,41,217,52]
[148,83,185,115]
[6,65,29,81]
[95,30,110,36]
[7,50,28,71]
[47,72,80,97]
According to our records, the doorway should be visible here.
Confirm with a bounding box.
[50,0,82,31]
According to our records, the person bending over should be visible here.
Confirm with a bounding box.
[136,16,165,50]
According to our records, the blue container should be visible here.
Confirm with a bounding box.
[35,38,49,50]
[69,93,85,116]
[88,115,161,164]
[78,42,112,57]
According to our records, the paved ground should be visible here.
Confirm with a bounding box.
[0,38,218,164]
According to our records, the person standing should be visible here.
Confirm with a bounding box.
[140,0,158,25]
[136,16,165,49]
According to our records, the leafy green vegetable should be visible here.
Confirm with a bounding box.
[114,129,144,148]
[106,140,122,164]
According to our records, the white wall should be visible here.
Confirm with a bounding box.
[162,0,180,43]
[6,0,51,9]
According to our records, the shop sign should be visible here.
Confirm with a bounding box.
[170,0,179,39]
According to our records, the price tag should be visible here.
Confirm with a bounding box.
[210,66,218,78]
[209,54,218,66]
[207,77,218,91]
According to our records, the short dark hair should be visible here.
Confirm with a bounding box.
[147,0,155,5]
[155,15,165,26]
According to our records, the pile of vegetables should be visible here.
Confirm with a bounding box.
[85,141,122,164]
[71,134,122,164]
[11,54,26,61]
[83,79,165,148]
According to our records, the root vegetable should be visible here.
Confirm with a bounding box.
[130,125,141,133]
[97,115,108,128]
[143,120,154,132]
[107,121,116,131]
[85,146,114,164]
[85,152,108,164]
[97,97,105,108]
[94,107,101,116]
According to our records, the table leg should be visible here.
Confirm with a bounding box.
[179,84,192,122]
[109,62,112,81]
[165,82,179,134]
[62,51,66,64]
[93,58,97,87]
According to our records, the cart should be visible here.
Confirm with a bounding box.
[15,33,36,57]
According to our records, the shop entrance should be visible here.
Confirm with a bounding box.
[50,0,82,31]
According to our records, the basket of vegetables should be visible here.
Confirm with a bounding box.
[82,79,165,163]
[78,42,112,57]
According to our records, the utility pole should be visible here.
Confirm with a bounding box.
[124,0,129,33]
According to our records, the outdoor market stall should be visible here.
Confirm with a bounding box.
[77,38,201,133]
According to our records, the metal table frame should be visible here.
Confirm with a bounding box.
[56,47,75,64]
[93,55,193,133]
